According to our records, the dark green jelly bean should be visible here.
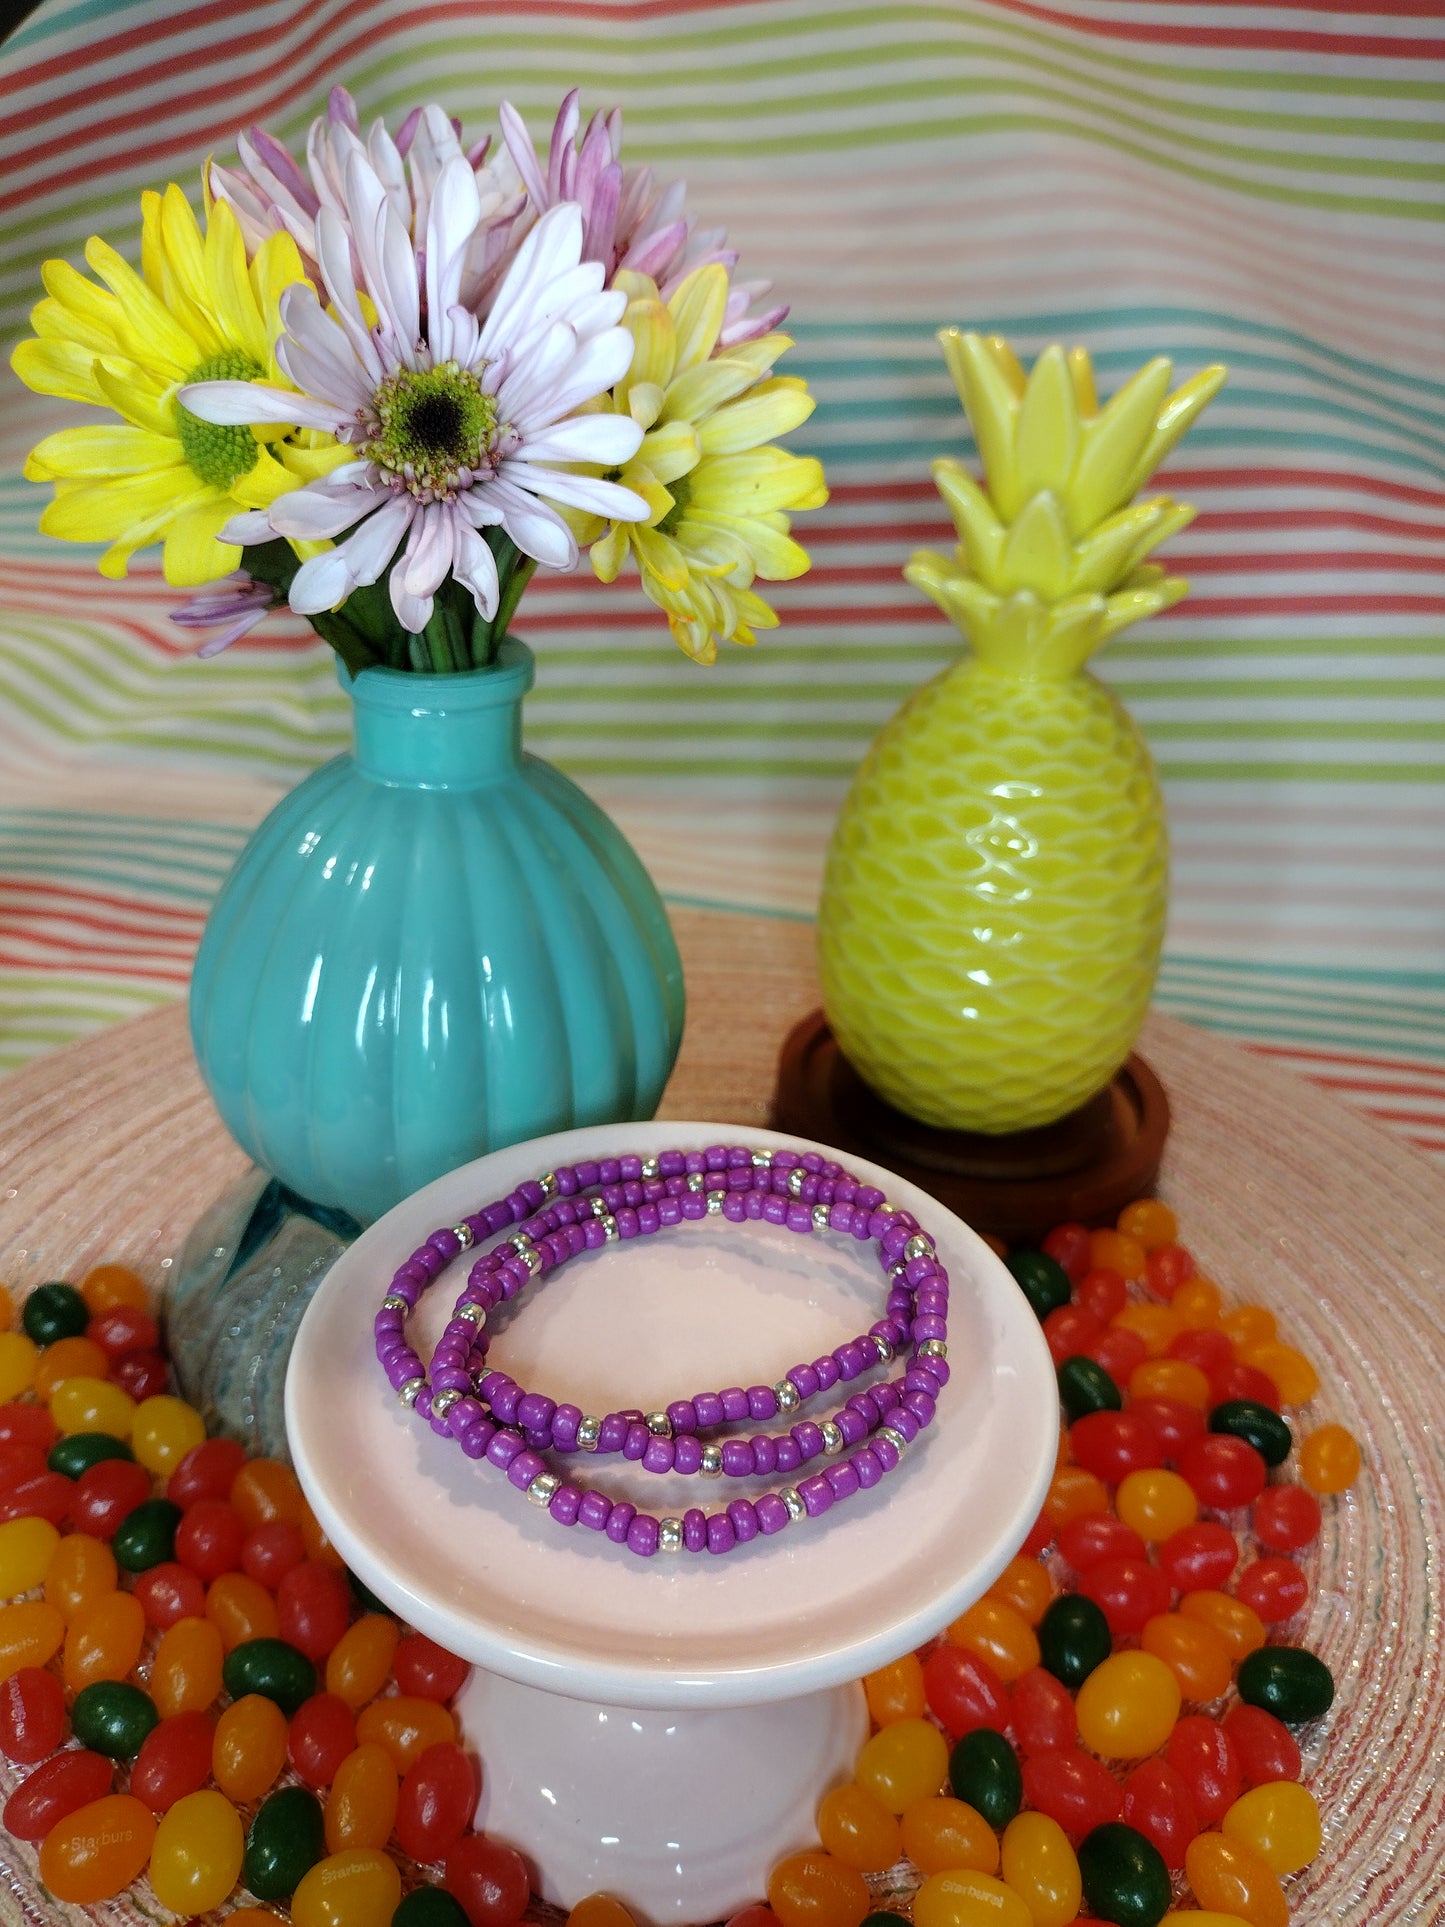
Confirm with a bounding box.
[22,1281,89,1345]
[244,1783,326,1899]
[393,1889,473,1927]
[223,1636,318,1718]
[1058,1355,1122,1422]
[1038,1592,1112,1689]
[1005,1251,1072,1321]
[350,1567,390,1615]
[1237,1644,1334,1724]
[70,1680,158,1759]
[947,1726,1021,1829]
[47,1432,135,1480]
[1209,1399,1293,1468]
[1078,1822,1172,1927]
[112,1497,182,1572]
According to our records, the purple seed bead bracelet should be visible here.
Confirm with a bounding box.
[373,1144,952,1559]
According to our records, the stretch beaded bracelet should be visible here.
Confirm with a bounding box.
[373,1144,951,1559]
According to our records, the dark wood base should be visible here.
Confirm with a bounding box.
[772,1010,1171,1246]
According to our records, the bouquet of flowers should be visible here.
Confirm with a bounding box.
[11,88,827,673]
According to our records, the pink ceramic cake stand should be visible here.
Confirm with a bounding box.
[286,1122,1057,1923]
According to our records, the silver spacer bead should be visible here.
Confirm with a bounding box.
[687,1171,705,1193]
[705,1189,725,1215]
[904,1233,934,1262]
[788,1166,805,1198]
[526,1472,560,1508]
[918,1339,949,1360]
[774,1378,800,1413]
[577,1414,602,1451]
[451,1222,476,1251]
[872,1333,895,1363]
[538,1171,559,1200]
[878,1424,908,1457]
[820,1419,845,1455]
[431,1388,461,1419]
[640,1155,660,1181]
[811,1202,831,1232]
[658,1516,683,1554]
[590,1195,610,1218]
[780,1486,806,1522]
[751,1149,773,1168]
[600,1213,620,1242]
[889,1259,909,1279]
[382,1293,409,1315]
[455,1301,488,1328]
[700,1442,723,1477]
[876,1201,897,1217]
[509,1234,541,1276]
[645,1411,673,1438]
[397,1377,426,1408]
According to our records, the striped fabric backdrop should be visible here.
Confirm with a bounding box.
[1,0,1443,1153]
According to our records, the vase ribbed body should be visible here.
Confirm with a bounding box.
[190,640,684,1224]
[817,656,1167,1134]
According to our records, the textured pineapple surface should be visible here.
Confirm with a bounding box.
[817,658,1168,1133]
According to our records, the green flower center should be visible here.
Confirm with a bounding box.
[366,363,498,500]
[176,351,264,491]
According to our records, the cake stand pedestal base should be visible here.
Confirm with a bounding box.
[773,1011,1170,1245]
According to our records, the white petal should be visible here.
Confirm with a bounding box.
[514,326,638,429]
[275,291,373,414]
[498,100,548,207]
[220,510,275,544]
[402,501,456,598]
[289,549,355,614]
[178,379,341,430]
[390,573,433,634]
[486,478,577,567]
[453,519,500,618]
[523,413,644,464]
[340,494,416,587]
[503,459,649,522]
[314,206,385,386]
[426,155,482,363]
[492,318,578,423]
[267,479,382,539]
[478,203,584,357]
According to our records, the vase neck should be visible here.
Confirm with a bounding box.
[342,637,535,789]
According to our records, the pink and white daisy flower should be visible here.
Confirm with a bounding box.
[181,144,648,635]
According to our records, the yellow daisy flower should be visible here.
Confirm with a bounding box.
[11,185,347,587]
[573,263,827,665]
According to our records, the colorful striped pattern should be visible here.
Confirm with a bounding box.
[1,0,1442,1156]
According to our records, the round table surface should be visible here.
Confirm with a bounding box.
[2,903,1444,1922]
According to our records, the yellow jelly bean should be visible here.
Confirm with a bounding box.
[0,1517,61,1596]
[1299,1423,1362,1495]
[1129,1358,1212,1411]
[213,1693,289,1804]
[568,1898,637,1927]
[0,1599,64,1678]
[854,1717,949,1814]
[862,1651,926,1726]
[816,1782,902,1873]
[915,1867,1033,1927]
[1111,1302,1180,1358]
[946,1596,1040,1684]
[325,1614,400,1710]
[63,1589,145,1691]
[1223,1781,1323,1876]
[1116,1468,1198,1542]
[149,1788,245,1914]
[1000,1812,1082,1927]
[1075,1651,1181,1760]
[151,1615,226,1717]
[291,1848,402,1927]
[324,1742,398,1853]
[44,1532,116,1621]
[50,1376,135,1439]
[0,1333,38,1401]
[900,1795,999,1876]
[1117,1199,1178,1250]
[130,1396,207,1476]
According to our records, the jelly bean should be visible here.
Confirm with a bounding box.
[113,1496,183,1571]
[23,1281,89,1344]
[0,1665,64,1763]
[1209,1361,1281,1413]
[1005,1251,1072,1320]
[87,1303,159,1358]
[0,1443,46,1496]
[1298,1422,1360,1494]
[0,1405,58,1451]
[299,1500,347,1570]
[1222,1705,1300,1787]
[1251,1485,1321,1554]
[1165,1716,1242,1826]
[208,1571,284,1653]
[900,1794,998,1875]
[1221,1305,1275,1348]
[1077,1820,1172,1927]
[863,1651,926,1725]
[397,1892,471,1927]
[50,1375,135,1438]
[1009,1665,1076,1754]
[246,1782,328,1900]
[946,1597,1039,1685]
[444,1833,532,1927]
[130,1707,216,1812]
[356,1692,458,1772]
[175,1497,247,1581]
[914,1868,1030,1927]
[1172,1276,1224,1330]
[1160,1915,1254,1927]
[169,1434,248,1508]
[129,1395,205,1476]
[232,1456,307,1530]
[133,1559,207,1628]
[1077,1267,1128,1324]
[69,1457,150,1538]
[1170,1329,1232,1375]
[1043,1221,1094,1280]
[0,1333,38,1402]
[1178,1592,1267,1663]
[0,1598,64,1677]
[147,1785,245,1910]
[1184,1831,1288,1927]
[1037,1592,1111,1688]
[1076,1651,1180,1759]
[1132,1397,1206,1464]
[34,1337,111,1400]
[1021,1746,1123,1840]
[1044,1304,1103,1366]
[947,1727,1021,1828]
[568,1899,638,1927]
[80,1264,148,1314]
[1020,1510,1053,1558]
[112,1347,172,1401]
[1043,1463,1109,1529]
[292,1846,403,1927]
[223,1632,318,1717]
[278,1558,353,1660]
[1121,1757,1199,1871]
[325,1741,399,1852]
[1222,1779,1321,1876]
[0,1514,60,1594]
[855,1715,949,1813]
[1209,1402,1291,1468]
[326,1613,401,1708]
[151,1613,225,1716]
[47,1431,133,1481]
[0,1467,72,1526]
[1118,1200,1178,1251]
[1141,1613,1233,1703]
[922,1644,1008,1737]
[1144,1245,1194,1301]
[988,1554,1054,1626]
[1237,1342,1318,1408]
[1091,1229,1147,1281]
[245,1519,311,1591]
[1058,1512,1147,1573]
[38,1791,155,1903]
[1236,1645,1333,1723]
[4,1746,112,1837]
[1116,1469,1198,1541]
[1111,1302,1179,1357]
[290,1691,358,1789]
[215,1690,292,1802]
[1057,1356,1120,1421]
[1068,1412,1161,1485]
[71,1677,158,1757]
[1081,1556,1171,1639]
[1130,1359,1211,1412]
[63,1588,145,1690]
[1158,1521,1238,1593]
[1234,1558,1307,1624]
[817,1781,903,1873]
[1000,1811,1081,1927]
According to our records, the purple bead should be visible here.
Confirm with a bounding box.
[752,1435,778,1476]
[623,1422,650,1461]
[892,1406,922,1443]
[693,1392,725,1429]
[552,1405,582,1450]
[744,1190,765,1219]
[549,1485,583,1526]
[762,1195,788,1225]
[722,1192,746,1223]
[578,1491,612,1531]
[680,1193,706,1221]
[798,1474,834,1518]
[755,1494,791,1535]
[722,1439,754,1478]
[486,1431,523,1470]
[706,1514,736,1555]
[829,1202,856,1234]
[792,1422,823,1462]
[574,1161,599,1188]
[788,1363,820,1401]
[674,1435,703,1475]
[627,1513,660,1558]
[637,1204,660,1235]
[615,1206,639,1239]
[458,1424,492,1460]
[872,1435,900,1472]
[904,1392,937,1429]
[605,1501,636,1544]
[657,1196,682,1226]
[487,1381,521,1425]
[774,1436,801,1474]
[727,1499,760,1543]
[824,1460,860,1502]
[597,1413,629,1454]
[812,1356,841,1394]
[913,1313,947,1341]
[658,1151,686,1176]
[619,1154,642,1181]
[507,1449,546,1491]
[837,1408,868,1447]
[642,1437,675,1475]
[720,1387,749,1423]
[704,1144,728,1171]
[667,1400,697,1435]
[515,1393,555,1432]
[684,1507,708,1551]
[582,1220,607,1249]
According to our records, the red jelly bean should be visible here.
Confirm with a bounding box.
[393,1633,471,1704]
[132,1562,207,1630]
[276,1560,352,1661]
[167,1438,248,1511]
[3,1748,112,1839]
[1020,1510,1053,1557]
[1122,1756,1199,1870]
[174,1500,247,1583]
[1222,1703,1302,1786]
[70,1459,151,1540]
[1252,1484,1322,1553]
[0,1444,48,1494]
[1157,1521,1239,1593]
[1165,1714,1242,1827]
[1180,1435,1267,1510]
[1043,1304,1102,1365]
[1056,1513,1146,1572]
[1132,1397,1206,1463]
[1235,1556,1309,1623]
[242,1521,309,1592]
[0,1666,66,1764]
[1021,1747,1123,1841]
[1009,1667,1076,1754]
[0,1471,72,1526]
[1083,1327,1147,1384]
[1068,1412,1161,1485]
[397,1740,478,1861]
[111,1349,169,1401]
[289,1692,358,1788]
[0,1408,58,1452]
[1168,1329,1233,1375]
[1080,1555,1171,1638]
[1042,1224,1093,1283]
[1076,1268,1127,1323]
[445,1832,530,1927]
[1144,1246,1194,1301]
[1208,1361,1281,1411]
[87,1307,160,1360]
[922,1643,1009,1737]
[129,1709,215,1813]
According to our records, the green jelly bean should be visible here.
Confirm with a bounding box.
[393,1889,473,1927]
[112,1497,183,1572]
[947,1727,1021,1829]
[1005,1251,1072,1321]
[1058,1356,1122,1422]
[223,1636,318,1718]
[1237,1645,1334,1724]
[244,1784,326,1899]
[22,1282,89,1346]
[1209,1399,1293,1468]
[47,1432,136,1480]
[70,1680,159,1759]
[1078,1821,1172,1927]
[1038,1593,1112,1689]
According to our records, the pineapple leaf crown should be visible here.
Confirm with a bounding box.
[906,332,1227,677]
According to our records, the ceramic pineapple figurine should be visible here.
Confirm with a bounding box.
[817,332,1226,1134]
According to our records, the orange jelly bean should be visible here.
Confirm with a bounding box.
[1141,1613,1234,1702]
[1116,1200,1178,1250]
[854,1717,949,1814]
[1179,1590,1267,1662]
[862,1651,926,1726]
[1090,1229,1147,1281]
[38,1792,155,1903]
[355,1694,457,1772]
[816,1781,902,1872]
[1111,1303,1182,1359]
[33,1336,110,1399]
[1221,1305,1276,1350]
[325,1741,399,1852]
[63,1589,145,1691]
[1299,1423,1361,1495]
[205,1571,279,1651]
[231,1458,307,1530]
[213,1692,289,1803]
[568,1897,637,1927]
[151,1615,225,1716]
[1129,1359,1212,1411]
[326,1614,400,1710]
[1116,1468,1198,1542]
[44,1532,116,1622]
[1172,1276,1223,1330]
[1184,1830,1289,1927]
[0,1600,65,1678]
[900,1794,1000,1875]
[946,1597,1040,1684]
[1043,1464,1110,1530]
[80,1265,149,1315]
[767,1850,870,1927]
[987,1555,1054,1626]
[228,1912,286,1927]
[298,1502,347,1570]
[1238,1342,1319,1407]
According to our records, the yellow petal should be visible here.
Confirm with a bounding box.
[590,520,631,583]
[206,198,268,366]
[721,332,794,381]
[1067,347,1098,418]
[628,381,665,431]
[1069,358,1173,531]
[939,329,1022,519]
[633,523,691,591]
[636,421,699,486]
[667,264,729,373]
[1120,364,1227,504]
[621,298,675,401]
[659,355,762,428]
[997,491,1072,598]
[688,450,827,516]
[92,360,175,434]
[25,423,180,480]
[40,465,197,544]
[251,229,312,365]
[83,235,197,379]
[932,459,1005,585]
[687,510,811,581]
[981,335,1028,399]
[231,442,304,509]
[278,437,350,482]
[696,378,815,456]
[612,269,662,307]
[162,491,241,586]
[38,260,126,347]
[11,337,120,404]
